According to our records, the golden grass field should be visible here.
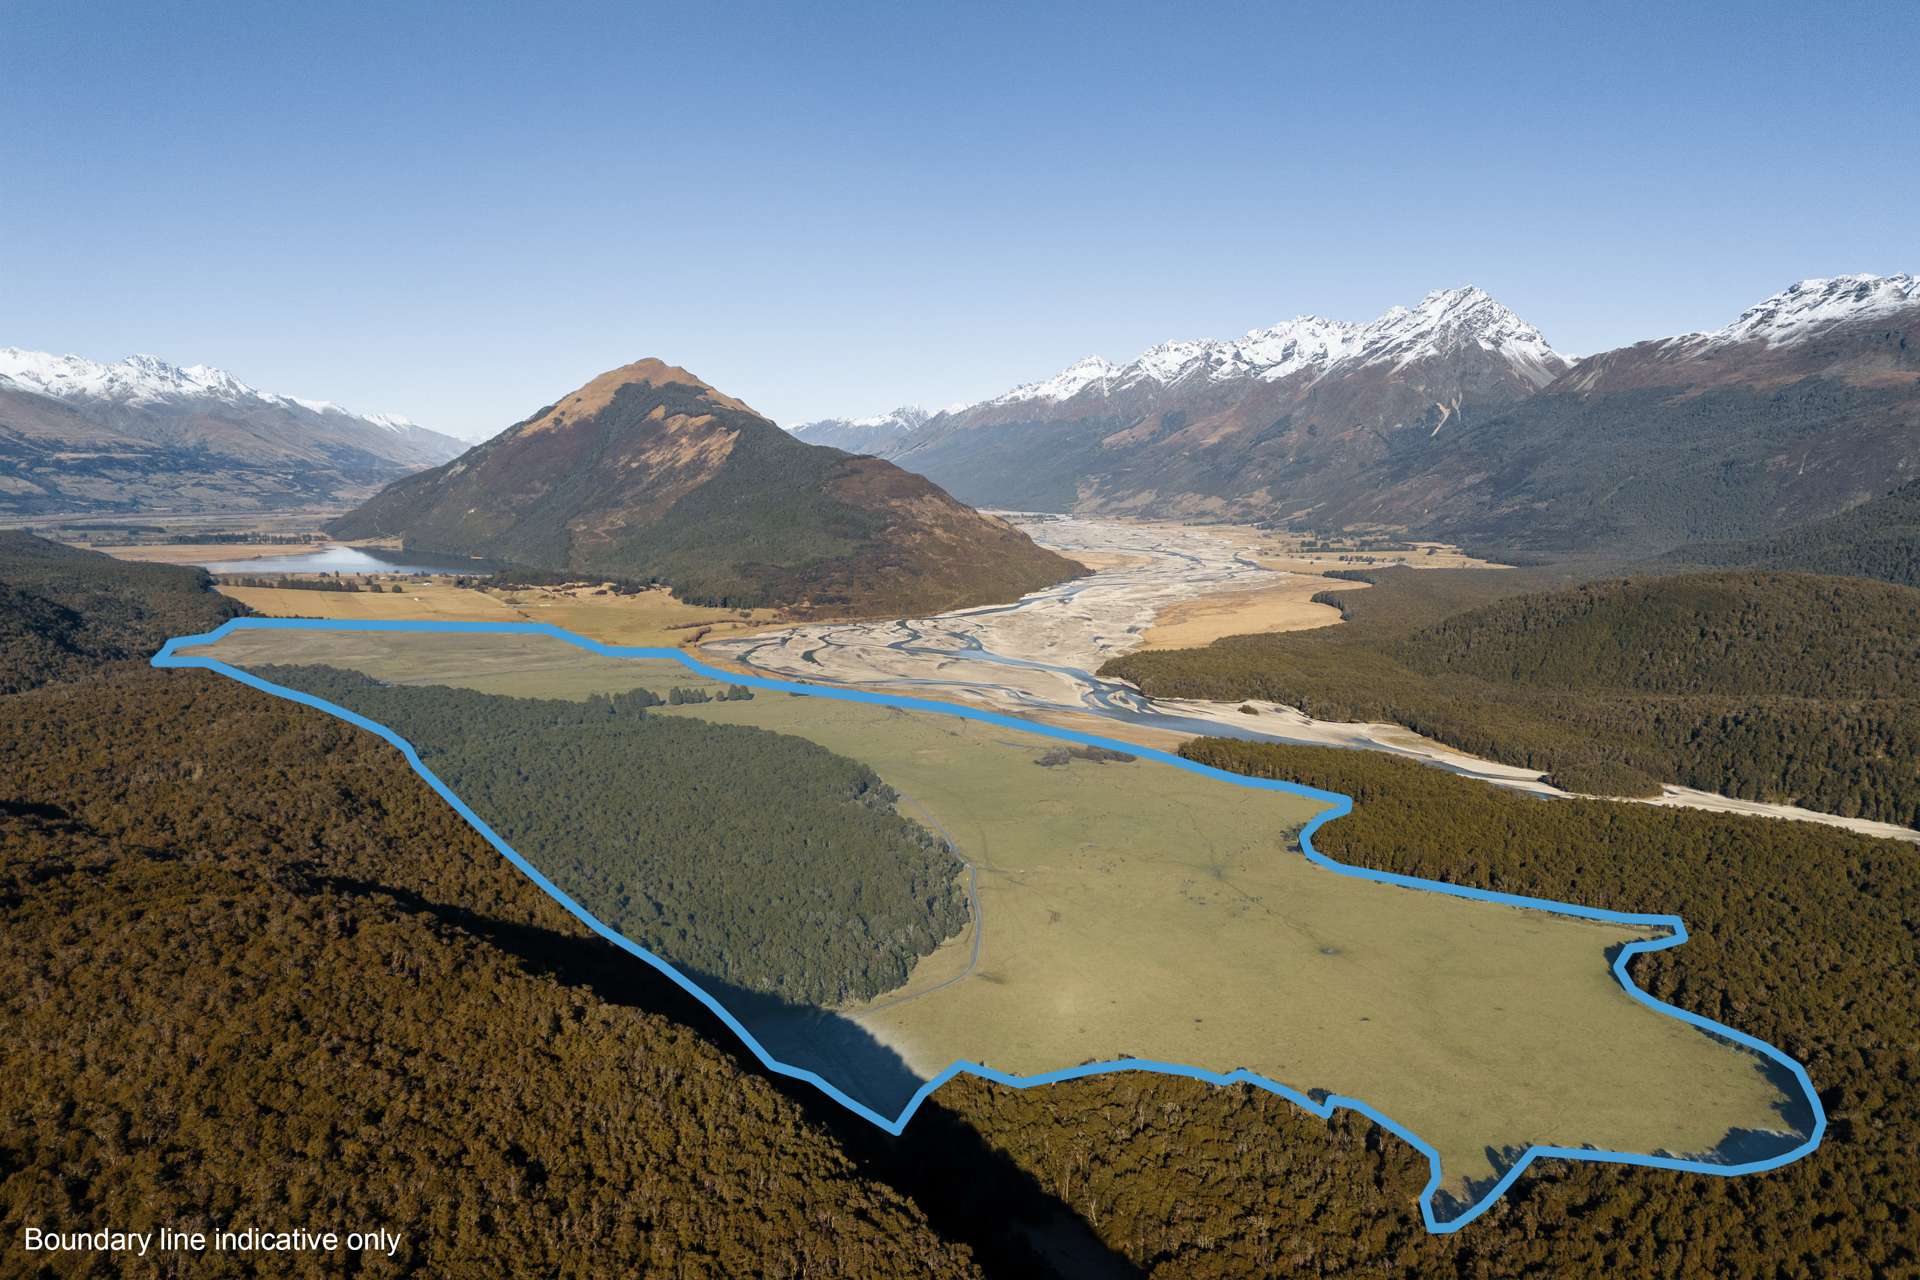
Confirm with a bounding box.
[209,579,781,648]
[185,627,1797,1200]
[86,541,327,564]
[1135,574,1370,649]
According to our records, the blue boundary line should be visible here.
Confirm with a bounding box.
[152,617,1825,1233]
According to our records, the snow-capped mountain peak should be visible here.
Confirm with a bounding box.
[359,410,423,432]
[1353,286,1567,384]
[1687,273,1920,349]
[0,348,269,405]
[784,405,941,454]
[990,355,1119,406]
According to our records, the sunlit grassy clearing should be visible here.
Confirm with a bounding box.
[188,628,1797,1198]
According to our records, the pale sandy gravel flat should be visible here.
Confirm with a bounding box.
[1065,549,1158,572]
[1083,698,1920,844]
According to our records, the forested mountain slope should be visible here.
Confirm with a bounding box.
[0,670,991,1277]
[1399,571,1920,697]
[0,530,242,693]
[1668,478,1920,587]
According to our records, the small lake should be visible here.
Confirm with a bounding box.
[199,545,497,576]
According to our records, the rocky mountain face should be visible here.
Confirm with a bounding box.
[0,348,464,516]
[831,287,1573,518]
[330,359,1082,615]
[815,275,1919,554]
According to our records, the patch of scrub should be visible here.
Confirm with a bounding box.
[172,623,1817,1227]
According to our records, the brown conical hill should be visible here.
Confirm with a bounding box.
[329,359,1083,614]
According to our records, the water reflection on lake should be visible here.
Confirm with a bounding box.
[200,545,496,575]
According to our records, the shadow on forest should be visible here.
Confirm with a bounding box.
[317,874,1142,1279]
[0,797,74,822]
[1703,1052,1817,1164]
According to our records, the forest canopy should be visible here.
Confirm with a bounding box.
[0,530,242,693]
[1104,568,1920,823]
[250,662,969,1007]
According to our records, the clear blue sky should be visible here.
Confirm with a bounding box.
[3,1,1913,439]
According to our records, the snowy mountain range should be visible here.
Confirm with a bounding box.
[1269,273,1920,551]
[7,271,1912,545]
[799,287,1567,449]
[0,349,460,464]
[0,347,465,516]
[803,276,1915,446]
[978,286,1567,412]
[796,274,1919,552]
[809,285,1574,512]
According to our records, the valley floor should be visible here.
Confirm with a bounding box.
[150,514,1920,843]
[705,515,1920,844]
[175,624,1808,1218]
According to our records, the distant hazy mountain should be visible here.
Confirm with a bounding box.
[0,348,465,516]
[330,359,1082,614]
[1329,274,1920,552]
[788,406,934,455]
[814,286,1573,516]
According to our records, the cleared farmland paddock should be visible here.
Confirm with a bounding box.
[184,627,1802,1208]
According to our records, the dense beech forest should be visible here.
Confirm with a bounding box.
[1105,568,1920,822]
[0,669,1000,1277]
[5,530,1918,1276]
[252,662,968,1007]
[0,530,240,692]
